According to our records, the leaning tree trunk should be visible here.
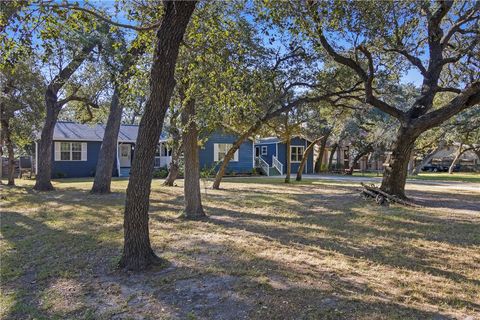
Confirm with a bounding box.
[346,145,374,175]
[314,134,328,173]
[380,127,419,199]
[410,144,444,175]
[327,143,338,171]
[34,99,60,191]
[448,144,464,174]
[285,136,291,183]
[91,86,122,194]
[181,98,205,219]
[297,136,323,181]
[212,121,262,189]
[0,116,15,185]
[119,1,196,271]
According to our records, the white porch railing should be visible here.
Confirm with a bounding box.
[272,155,283,175]
[255,156,270,176]
[154,157,161,168]
[154,156,172,168]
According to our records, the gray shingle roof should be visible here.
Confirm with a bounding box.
[50,122,168,142]
[255,137,281,144]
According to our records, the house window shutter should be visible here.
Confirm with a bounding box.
[54,142,61,161]
[213,144,219,161]
[233,148,239,161]
[81,143,88,161]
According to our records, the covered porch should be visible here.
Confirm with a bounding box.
[116,142,172,177]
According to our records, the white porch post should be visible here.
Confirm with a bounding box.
[116,142,121,177]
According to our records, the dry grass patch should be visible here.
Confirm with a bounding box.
[1,177,479,319]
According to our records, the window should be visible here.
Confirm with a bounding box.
[214,143,238,162]
[290,146,304,162]
[155,144,172,157]
[57,142,85,161]
[161,145,172,157]
[261,146,268,155]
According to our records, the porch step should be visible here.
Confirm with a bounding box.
[119,167,130,177]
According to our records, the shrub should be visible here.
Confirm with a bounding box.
[152,167,168,179]
[54,172,66,178]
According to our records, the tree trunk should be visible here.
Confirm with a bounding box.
[212,121,262,189]
[91,86,122,194]
[0,116,15,185]
[163,108,182,186]
[380,127,418,199]
[33,100,60,191]
[34,40,97,191]
[314,134,329,173]
[327,143,338,171]
[285,136,291,183]
[410,144,444,175]
[119,1,196,271]
[297,136,323,181]
[181,98,205,219]
[448,143,464,174]
[163,147,180,186]
[346,145,374,175]
[91,40,145,194]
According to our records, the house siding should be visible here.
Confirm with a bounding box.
[256,143,277,166]
[51,140,108,178]
[199,131,254,174]
[255,137,314,174]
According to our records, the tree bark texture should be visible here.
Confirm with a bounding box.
[327,143,338,171]
[448,144,466,174]
[181,98,205,219]
[314,134,329,173]
[163,109,182,186]
[91,86,122,193]
[34,41,97,191]
[296,136,323,181]
[380,127,419,199]
[119,1,196,271]
[0,115,15,185]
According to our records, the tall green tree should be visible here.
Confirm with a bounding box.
[0,60,44,185]
[119,1,196,271]
[291,1,480,198]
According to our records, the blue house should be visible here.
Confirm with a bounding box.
[35,122,255,178]
[199,131,254,174]
[253,136,315,176]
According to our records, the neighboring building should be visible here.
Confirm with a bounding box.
[317,141,385,172]
[254,136,315,175]
[414,145,479,170]
[36,122,256,179]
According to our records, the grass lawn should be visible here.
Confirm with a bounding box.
[352,171,480,183]
[1,178,479,319]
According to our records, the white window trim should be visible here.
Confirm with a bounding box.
[214,143,239,162]
[261,146,268,155]
[290,146,304,163]
[54,141,87,161]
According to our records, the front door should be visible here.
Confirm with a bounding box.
[255,146,260,157]
[119,144,131,167]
